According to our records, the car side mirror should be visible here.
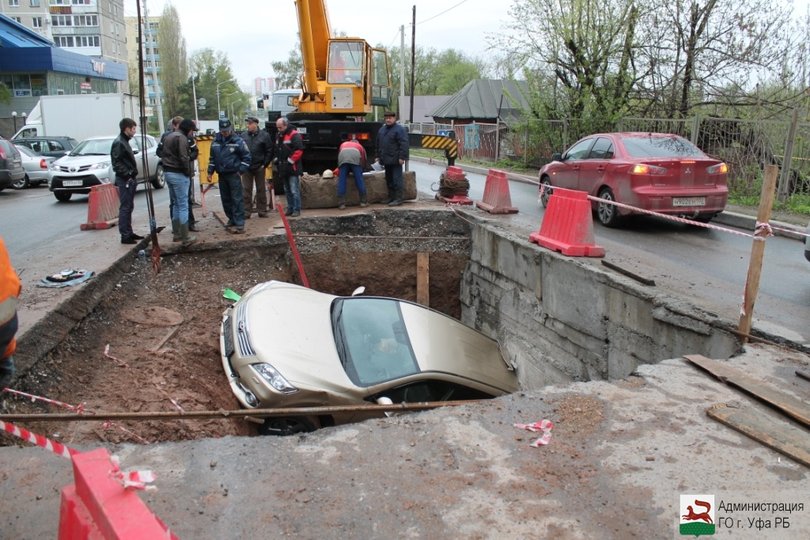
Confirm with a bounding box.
[552,152,563,161]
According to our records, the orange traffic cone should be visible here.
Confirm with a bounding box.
[475,169,518,214]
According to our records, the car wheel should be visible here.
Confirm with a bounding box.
[691,213,716,224]
[596,187,621,227]
[151,164,165,189]
[539,176,553,208]
[12,175,30,190]
[54,191,72,202]
[259,416,318,436]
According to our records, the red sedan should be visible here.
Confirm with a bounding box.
[538,132,728,227]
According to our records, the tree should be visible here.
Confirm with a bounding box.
[271,48,303,89]
[175,49,249,123]
[157,5,188,117]
[0,82,10,105]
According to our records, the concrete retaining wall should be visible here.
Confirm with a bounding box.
[460,221,740,388]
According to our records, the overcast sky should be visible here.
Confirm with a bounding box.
[127,0,511,89]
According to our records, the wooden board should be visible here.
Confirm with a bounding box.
[685,354,810,428]
[416,252,429,306]
[707,403,810,468]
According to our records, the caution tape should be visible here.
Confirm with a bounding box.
[514,419,554,447]
[110,454,157,491]
[0,419,78,459]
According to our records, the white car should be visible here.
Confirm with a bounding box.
[13,144,55,189]
[48,134,164,202]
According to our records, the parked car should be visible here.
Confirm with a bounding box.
[220,281,519,435]
[48,134,164,202]
[0,137,25,192]
[12,136,78,159]
[539,132,729,227]
[13,144,55,189]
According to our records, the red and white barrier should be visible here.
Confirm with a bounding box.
[514,419,554,447]
[0,419,78,459]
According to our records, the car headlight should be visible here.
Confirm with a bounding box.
[251,363,298,394]
[89,161,111,171]
[50,163,60,171]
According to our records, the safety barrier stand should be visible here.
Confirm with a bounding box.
[475,169,518,214]
[529,186,605,257]
[80,184,120,231]
[58,448,177,539]
[436,166,473,205]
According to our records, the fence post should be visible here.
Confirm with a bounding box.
[777,108,801,202]
[690,114,700,145]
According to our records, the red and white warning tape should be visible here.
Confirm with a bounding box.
[3,388,87,413]
[514,419,554,447]
[110,454,157,491]
[0,419,78,459]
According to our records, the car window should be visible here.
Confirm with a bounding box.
[28,141,42,153]
[374,380,493,403]
[332,297,419,387]
[589,137,614,159]
[16,145,35,157]
[565,138,595,160]
[48,140,65,151]
[620,135,704,158]
[72,138,114,156]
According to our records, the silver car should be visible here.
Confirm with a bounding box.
[220,281,519,435]
[48,134,164,202]
[13,144,55,189]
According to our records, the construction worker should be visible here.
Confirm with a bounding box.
[375,111,409,206]
[274,117,304,217]
[0,235,21,389]
[337,136,368,209]
[241,116,274,218]
[207,118,251,233]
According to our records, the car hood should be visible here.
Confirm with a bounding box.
[234,282,356,394]
[54,154,111,167]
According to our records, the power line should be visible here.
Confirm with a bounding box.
[416,0,470,25]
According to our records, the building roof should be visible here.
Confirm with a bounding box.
[0,14,126,81]
[398,95,451,124]
[430,79,530,123]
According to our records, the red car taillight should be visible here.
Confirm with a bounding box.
[631,163,667,175]
[706,163,728,175]
[40,159,48,169]
[0,147,5,159]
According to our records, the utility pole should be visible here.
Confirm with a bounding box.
[141,0,164,132]
[191,76,199,128]
[409,6,416,125]
[399,24,405,116]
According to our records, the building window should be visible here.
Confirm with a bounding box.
[9,0,20,7]
[31,0,41,6]
[52,15,72,26]
[32,17,43,28]
[11,17,22,23]
[54,36,74,47]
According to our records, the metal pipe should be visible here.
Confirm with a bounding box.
[0,400,482,423]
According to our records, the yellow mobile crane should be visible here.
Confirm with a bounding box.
[274,0,392,173]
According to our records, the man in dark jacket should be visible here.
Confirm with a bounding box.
[375,111,409,206]
[110,117,143,244]
[207,118,251,233]
[162,118,196,244]
[241,116,274,217]
[274,117,304,217]
[160,116,199,232]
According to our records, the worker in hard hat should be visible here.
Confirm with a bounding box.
[337,136,368,209]
[0,235,21,389]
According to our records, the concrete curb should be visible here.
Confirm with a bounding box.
[410,156,806,241]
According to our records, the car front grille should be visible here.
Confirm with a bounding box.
[235,302,255,357]
[56,164,92,173]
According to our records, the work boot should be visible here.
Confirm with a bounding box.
[172,220,181,242]
[360,196,368,208]
[188,221,200,232]
[0,356,15,389]
[179,222,196,245]
[388,198,403,207]
[338,197,346,210]
[284,208,293,216]
[290,211,300,217]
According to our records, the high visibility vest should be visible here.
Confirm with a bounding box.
[0,236,21,327]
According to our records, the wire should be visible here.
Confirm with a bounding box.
[417,0,470,25]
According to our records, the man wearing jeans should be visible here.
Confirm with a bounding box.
[207,118,251,233]
[274,117,304,217]
[161,118,197,244]
[110,118,144,244]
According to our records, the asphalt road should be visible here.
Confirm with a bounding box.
[409,160,810,344]
[1,167,808,343]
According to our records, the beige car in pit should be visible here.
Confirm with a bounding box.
[220,281,518,435]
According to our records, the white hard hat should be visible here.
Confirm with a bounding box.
[322,169,334,179]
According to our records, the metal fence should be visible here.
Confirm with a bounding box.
[410,114,810,199]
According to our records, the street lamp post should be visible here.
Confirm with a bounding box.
[11,111,17,133]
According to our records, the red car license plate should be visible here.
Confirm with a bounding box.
[673,197,705,207]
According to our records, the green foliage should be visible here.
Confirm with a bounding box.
[0,82,11,105]
[175,49,248,122]
[157,5,188,118]
[387,46,484,103]
[271,48,303,89]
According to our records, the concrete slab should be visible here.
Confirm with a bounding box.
[1,344,808,538]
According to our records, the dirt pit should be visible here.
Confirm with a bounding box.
[2,211,472,446]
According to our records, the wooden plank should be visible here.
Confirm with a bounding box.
[707,403,810,468]
[416,252,429,306]
[685,354,810,428]
[738,164,778,339]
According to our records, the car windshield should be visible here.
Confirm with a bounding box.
[331,297,420,387]
[72,138,114,156]
[620,135,705,158]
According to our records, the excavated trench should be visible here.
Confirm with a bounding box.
[2,210,477,446]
